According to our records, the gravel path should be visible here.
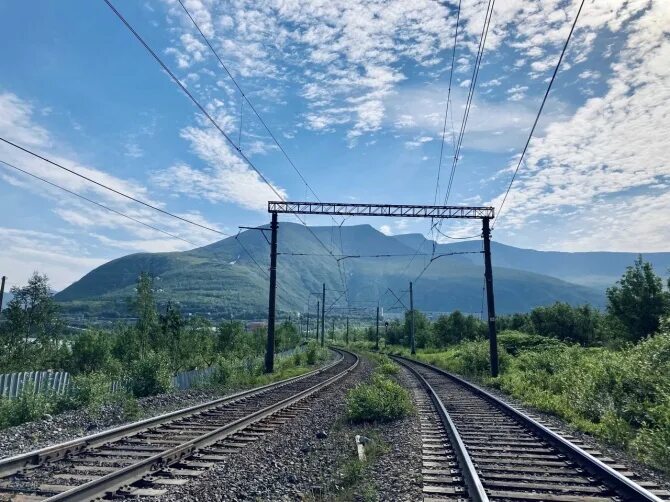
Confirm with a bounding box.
[148,353,423,501]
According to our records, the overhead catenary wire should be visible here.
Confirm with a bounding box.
[434,0,463,206]
[494,0,586,229]
[104,0,350,301]
[442,0,496,207]
[178,0,352,304]
[0,136,229,237]
[176,0,325,206]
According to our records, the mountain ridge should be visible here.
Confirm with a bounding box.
[55,223,670,318]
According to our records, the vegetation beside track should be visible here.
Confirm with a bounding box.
[0,272,324,430]
[344,353,412,423]
[372,257,670,474]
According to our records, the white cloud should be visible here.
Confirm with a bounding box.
[386,85,569,153]
[152,125,287,211]
[0,91,226,287]
[492,1,670,252]
[0,228,107,290]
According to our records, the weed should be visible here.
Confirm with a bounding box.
[346,374,413,423]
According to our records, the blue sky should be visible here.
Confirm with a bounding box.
[1,0,668,290]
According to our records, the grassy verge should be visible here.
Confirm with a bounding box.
[0,342,331,431]
[390,330,670,474]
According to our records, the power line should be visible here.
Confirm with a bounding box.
[494,0,586,229]
[443,0,496,206]
[104,0,350,300]
[176,0,324,205]
[434,0,462,206]
[1,157,289,306]
[0,136,228,237]
[0,158,199,246]
[177,0,352,306]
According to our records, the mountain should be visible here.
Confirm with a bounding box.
[54,223,631,319]
[393,234,670,290]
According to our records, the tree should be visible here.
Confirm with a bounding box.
[433,311,486,347]
[0,272,65,369]
[606,256,669,341]
[70,330,111,374]
[217,320,244,354]
[132,272,158,357]
[405,310,432,348]
[160,302,183,370]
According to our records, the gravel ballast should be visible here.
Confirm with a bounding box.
[408,357,670,492]
[149,353,423,501]
[0,358,336,460]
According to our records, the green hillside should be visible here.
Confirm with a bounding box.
[55,223,605,319]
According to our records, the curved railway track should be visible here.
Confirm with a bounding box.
[395,355,670,502]
[0,348,358,501]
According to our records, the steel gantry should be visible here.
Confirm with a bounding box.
[264,201,500,377]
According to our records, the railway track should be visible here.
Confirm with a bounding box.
[0,348,358,501]
[395,355,670,502]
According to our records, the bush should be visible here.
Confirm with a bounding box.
[210,358,232,386]
[346,374,413,423]
[126,351,173,397]
[305,342,318,365]
[376,361,399,376]
[0,390,51,428]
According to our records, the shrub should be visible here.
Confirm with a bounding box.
[210,358,232,386]
[305,342,318,365]
[376,361,400,376]
[126,351,173,397]
[0,390,51,428]
[346,374,413,423]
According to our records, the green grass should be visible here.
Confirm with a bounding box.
[400,330,670,474]
[346,373,413,423]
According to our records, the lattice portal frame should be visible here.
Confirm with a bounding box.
[268,201,494,220]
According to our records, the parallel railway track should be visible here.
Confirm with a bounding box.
[0,349,358,501]
[395,356,670,502]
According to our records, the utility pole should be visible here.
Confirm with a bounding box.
[482,217,499,377]
[321,283,326,347]
[316,300,320,342]
[265,212,278,373]
[0,276,5,314]
[345,316,349,345]
[375,304,380,350]
[410,281,416,355]
[306,310,310,339]
[331,318,335,340]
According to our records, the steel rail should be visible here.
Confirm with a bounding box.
[393,355,664,502]
[397,358,489,502]
[0,351,344,478]
[43,349,358,501]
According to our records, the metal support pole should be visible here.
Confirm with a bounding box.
[0,276,5,314]
[265,212,278,373]
[316,301,320,341]
[306,311,310,339]
[482,217,499,377]
[375,305,380,350]
[331,318,335,340]
[410,281,416,355]
[321,283,326,347]
[346,316,349,345]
